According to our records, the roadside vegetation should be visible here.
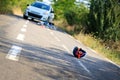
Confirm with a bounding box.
[53,0,120,65]
[0,0,120,65]
[0,0,34,14]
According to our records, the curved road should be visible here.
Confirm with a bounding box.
[0,15,120,80]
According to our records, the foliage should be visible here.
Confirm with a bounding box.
[53,0,89,34]
[88,0,120,42]
[0,0,120,64]
[0,0,12,14]
[64,4,89,33]
[0,0,34,13]
[53,0,75,19]
[75,32,120,65]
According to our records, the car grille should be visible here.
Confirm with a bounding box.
[28,12,42,19]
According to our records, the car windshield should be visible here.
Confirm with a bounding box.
[31,2,50,11]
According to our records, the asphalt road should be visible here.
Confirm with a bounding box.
[0,15,120,80]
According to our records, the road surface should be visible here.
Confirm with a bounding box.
[0,15,120,80]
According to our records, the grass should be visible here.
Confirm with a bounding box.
[12,7,23,16]
[74,32,120,65]
[0,8,13,14]
[54,19,120,65]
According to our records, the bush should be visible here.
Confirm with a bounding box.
[0,0,34,14]
[64,5,89,34]
[64,10,77,26]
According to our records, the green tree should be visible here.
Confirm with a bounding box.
[0,0,34,13]
[64,4,89,33]
[53,0,89,34]
[88,0,120,42]
[53,0,75,19]
[0,0,12,13]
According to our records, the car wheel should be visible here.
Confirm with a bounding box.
[31,18,34,21]
[23,14,28,19]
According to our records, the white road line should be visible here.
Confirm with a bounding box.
[6,45,22,61]
[16,34,25,41]
[78,60,91,74]
[50,31,54,35]
[23,24,27,28]
[55,36,60,42]
[47,28,50,31]
[87,47,120,68]
[68,35,74,39]
[62,45,70,53]
[21,27,26,32]
[62,44,91,74]
[25,20,29,24]
[76,40,82,44]
[105,58,120,68]
[87,47,96,53]
[50,31,60,42]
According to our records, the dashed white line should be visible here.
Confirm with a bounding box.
[6,45,22,61]
[16,33,25,41]
[25,20,29,24]
[55,36,60,42]
[62,45,70,53]
[6,21,29,61]
[76,40,82,44]
[50,31,54,35]
[47,28,50,31]
[23,24,27,28]
[62,44,91,74]
[87,47,96,53]
[78,60,91,74]
[50,31,60,42]
[68,35,74,39]
[21,27,26,32]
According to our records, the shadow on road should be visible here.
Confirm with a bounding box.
[0,37,120,80]
[0,36,91,80]
[20,43,92,80]
[0,14,120,80]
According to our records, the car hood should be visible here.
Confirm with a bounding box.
[28,6,49,15]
